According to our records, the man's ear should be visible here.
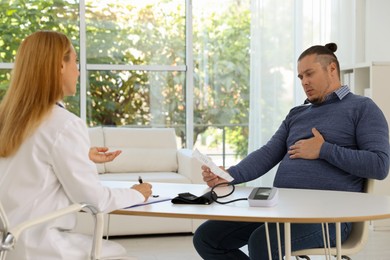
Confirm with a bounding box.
[328,62,338,76]
[329,62,337,72]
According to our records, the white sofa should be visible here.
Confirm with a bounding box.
[75,127,204,236]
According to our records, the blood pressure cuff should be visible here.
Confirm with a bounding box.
[171,191,217,205]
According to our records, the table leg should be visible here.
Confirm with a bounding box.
[265,222,273,260]
[284,222,291,260]
[321,223,331,260]
[106,214,110,240]
[321,222,342,260]
[336,222,342,260]
[276,223,282,260]
[265,223,283,260]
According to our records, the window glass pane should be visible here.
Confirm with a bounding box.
[0,0,80,112]
[87,70,186,146]
[0,0,79,63]
[0,70,11,102]
[63,84,81,117]
[85,0,185,65]
[193,0,251,167]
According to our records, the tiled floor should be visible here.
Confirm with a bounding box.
[112,228,390,260]
[113,233,200,260]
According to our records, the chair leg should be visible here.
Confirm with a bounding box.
[0,251,8,260]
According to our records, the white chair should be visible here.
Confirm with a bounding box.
[293,179,374,260]
[0,202,104,260]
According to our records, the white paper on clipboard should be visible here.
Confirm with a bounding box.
[192,149,234,182]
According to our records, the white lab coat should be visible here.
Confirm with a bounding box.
[0,105,144,259]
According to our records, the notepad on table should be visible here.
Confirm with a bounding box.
[125,196,172,208]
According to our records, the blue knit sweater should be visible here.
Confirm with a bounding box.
[228,88,390,192]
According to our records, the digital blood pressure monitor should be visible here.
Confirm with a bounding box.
[248,187,278,207]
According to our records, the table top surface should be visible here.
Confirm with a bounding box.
[102,181,390,223]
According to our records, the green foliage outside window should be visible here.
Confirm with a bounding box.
[0,0,80,113]
[0,0,251,159]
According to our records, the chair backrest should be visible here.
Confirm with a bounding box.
[0,202,103,260]
[364,178,374,193]
[292,178,374,258]
[0,202,9,235]
[0,201,11,260]
[339,178,373,252]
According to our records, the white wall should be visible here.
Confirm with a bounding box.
[365,0,390,62]
[336,0,355,67]
[339,0,390,65]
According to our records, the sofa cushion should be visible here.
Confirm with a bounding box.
[98,172,192,184]
[88,127,106,174]
[103,127,178,173]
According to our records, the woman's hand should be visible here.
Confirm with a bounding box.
[89,147,122,163]
[132,183,153,201]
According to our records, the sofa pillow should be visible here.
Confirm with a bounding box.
[103,127,179,173]
[88,126,106,174]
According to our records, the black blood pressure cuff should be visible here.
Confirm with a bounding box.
[171,191,217,205]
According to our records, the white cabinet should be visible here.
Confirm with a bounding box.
[341,62,390,230]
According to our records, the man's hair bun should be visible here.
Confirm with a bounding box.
[325,43,337,53]
[298,42,339,62]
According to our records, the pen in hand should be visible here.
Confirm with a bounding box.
[137,176,156,199]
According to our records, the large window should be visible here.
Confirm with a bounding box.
[0,0,341,174]
[192,0,250,166]
[84,0,188,146]
[0,0,251,167]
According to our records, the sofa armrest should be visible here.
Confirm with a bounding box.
[177,149,204,184]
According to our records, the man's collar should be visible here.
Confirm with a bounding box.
[304,85,350,104]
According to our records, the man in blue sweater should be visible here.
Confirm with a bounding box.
[193,43,390,260]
